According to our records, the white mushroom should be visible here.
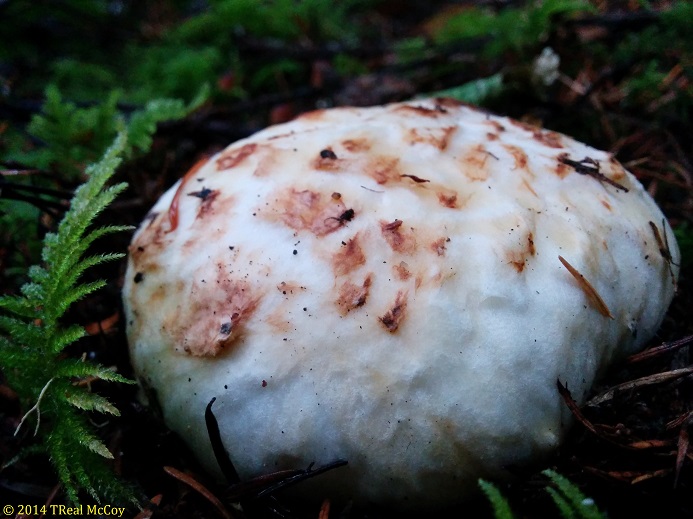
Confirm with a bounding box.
[123,98,679,509]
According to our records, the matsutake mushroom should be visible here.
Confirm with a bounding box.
[123,98,679,510]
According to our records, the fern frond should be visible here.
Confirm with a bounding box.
[49,325,88,355]
[543,470,605,519]
[66,389,120,416]
[127,98,189,154]
[478,479,516,519]
[51,252,125,307]
[0,294,39,318]
[0,133,136,505]
[54,360,134,384]
[546,487,578,519]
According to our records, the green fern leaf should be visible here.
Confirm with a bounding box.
[479,479,516,519]
[0,133,136,506]
[54,360,134,384]
[81,434,115,459]
[546,487,577,519]
[49,325,88,354]
[543,470,605,519]
[66,390,120,416]
[1,293,39,317]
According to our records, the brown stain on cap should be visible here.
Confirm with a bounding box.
[380,219,417,254]
[312,147,345,171]
[187,188,220,221]
[367,156,402,185]
[430,237,449,256]
[503,144,529,170]
[273,188,349,236]
[216,143,258,171]
[461,144,491,181]
[394,104,448,117]
[341,138,372,153]
[437,189,464,209]
[393,261,411,281]
[509,120,565,149]
[406,126,457,150]
[379,291,408,332]
[332,234,367,276]
[336,274,373,316]
[167,157,211,233]
[507,232,536,273]
[169,277,262,357]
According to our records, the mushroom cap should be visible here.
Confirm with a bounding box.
[123,98,679,509]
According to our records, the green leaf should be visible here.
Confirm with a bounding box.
[49,325,87,355]
[479,479,516,519]
[543,470,605,519]
[55,360,134,384]
[66,390,120,416]
[1,133,135,505]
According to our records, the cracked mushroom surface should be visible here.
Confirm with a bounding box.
[123,98,680,509]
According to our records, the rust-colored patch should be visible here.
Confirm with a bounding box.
[487,132,499,141]
[274,188,348,236]
[461,144,491,181]
[379,291,408,332]
[555,160,571,178]
[608,156,627,180]
[430,237,448,256]
[503,144,529,170]
[395,104,447,117]
[486,120,506,133]
[336,274,373,316]
[216,143,257,171]
[380,219,417,254]
[601,199,613,211]
[393,261,411,281]
[534,129,564,148]
[509,119,564,149]
[437,189,460,209]
[406,126,456,150]
[332,234,366,276]
[558,255,614,319]
[367,156,402,185]
[167,156,211,233]
[527,232,536,256]
[170,277,262,357]
[312,147,345,172]
[507,232,536,273]
[509,119,538,133]
[341,138,371,153]
[187,188,220,220]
